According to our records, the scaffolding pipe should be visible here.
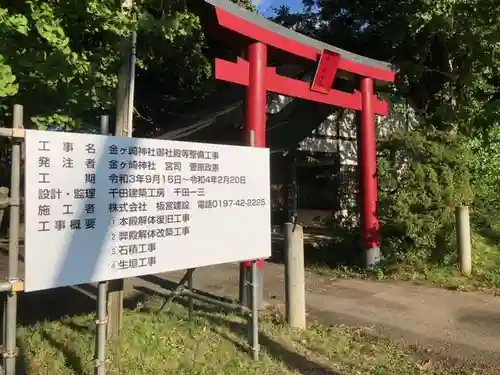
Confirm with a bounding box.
[251,260,260,360]
[0,282,22,294]
[181,289,249,315]
[94,281,108,375]
[94,116,110,375]
[0,283,17,293]
[158,284,249,315]
[158,271,192,312]
[187,268,194,318]
[4,104,22,375]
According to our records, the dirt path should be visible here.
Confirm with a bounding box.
[131,262,500,367]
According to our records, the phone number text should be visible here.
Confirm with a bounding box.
[197,199,266,209]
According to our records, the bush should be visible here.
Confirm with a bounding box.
[377,129,473,266]
[468,124,500,229]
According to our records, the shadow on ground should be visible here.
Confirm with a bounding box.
[13,273,343,375]
[202,311,342,375]
[16,283,146,327]
[7,283,149,375]
[269,229,363,269]
[476,226,500,247]
[138,277,342,375]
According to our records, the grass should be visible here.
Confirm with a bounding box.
[17,297,488,375]
[308,230,500,294]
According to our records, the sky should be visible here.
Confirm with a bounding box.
[252,0,303,15]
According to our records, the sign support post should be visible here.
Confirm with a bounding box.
[3,105,22,375]
[94,116,110,375]
[250,259,260,360]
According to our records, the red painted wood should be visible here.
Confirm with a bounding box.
[214,8,395,83]
[310,50,341,94]
[244,42,267,270]
[359,77,380,250]
[215,58,389,115]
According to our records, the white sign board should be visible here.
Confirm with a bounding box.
[24,130,271,292]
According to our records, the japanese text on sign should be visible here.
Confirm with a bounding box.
[24,130,271,292]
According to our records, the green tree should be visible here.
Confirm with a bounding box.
[468,124,500,227]
[0,0,132,128]
[271,0,499,265]
[0,0,254,132]
[275,0,500,135]
[378,129,473,265]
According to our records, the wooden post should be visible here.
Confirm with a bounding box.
[456,206,472,276]
[107,280,123,340]
[108,1,136,338]
[107,55,127,339]
[284,222,306,329]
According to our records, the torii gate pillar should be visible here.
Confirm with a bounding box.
[359,77,380,268]
[241,42,267,308]
[246,42,267,147]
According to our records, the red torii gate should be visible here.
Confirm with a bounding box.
[203,0,395,272]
